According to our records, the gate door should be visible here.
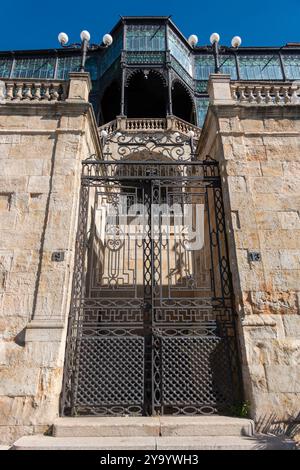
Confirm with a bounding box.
[61,159,240,416]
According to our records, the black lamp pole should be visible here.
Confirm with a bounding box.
[80,38,89,73]
[212,40,220,74]
[210,33,242,74]
[58,31,113,73]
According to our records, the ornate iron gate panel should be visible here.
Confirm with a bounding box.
[61,158,241,416]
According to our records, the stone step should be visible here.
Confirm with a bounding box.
[13,435,296,450]
[13,436,156,450]
[53,417,160,438]
[53,416,255,438]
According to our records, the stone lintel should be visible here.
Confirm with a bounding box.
[25,321,64,342]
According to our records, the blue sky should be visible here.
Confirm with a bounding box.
[1,0,300,51]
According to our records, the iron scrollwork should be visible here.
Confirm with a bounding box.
[103,131,192,161]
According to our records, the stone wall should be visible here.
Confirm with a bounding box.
[198,75,300,421]
[1,70,299,443]
[0,73,101,444]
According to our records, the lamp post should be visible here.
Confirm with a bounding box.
[209,33,242,73]
[58,30,113,72]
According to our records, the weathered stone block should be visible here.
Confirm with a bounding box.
[226,160,262,176]
[228,175,248,192]
[250,290,299,315]
[260,162,283,177]
[27,176,50,193]
[283,316,300,337]
[265,365,300,392]
[279,249,300,269]
[251,177,283,194]
[278,211,300,229]
[247,364,268,392]
[255,211,280,230]
[0,368,40,396]
[282,161,300,176]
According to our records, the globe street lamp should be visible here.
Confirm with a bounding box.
[188,35,198,48]
[210,33,242,73]
[58,30,113,72]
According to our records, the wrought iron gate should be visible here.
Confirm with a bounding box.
[61,157,241,416]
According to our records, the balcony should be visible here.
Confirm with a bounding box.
[98,115,202,140]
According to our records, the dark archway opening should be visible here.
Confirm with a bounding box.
[172,81,195,124]
[126,71,167,118]
[101,81,121,124]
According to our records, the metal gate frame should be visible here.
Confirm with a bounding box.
[60,157,242,416]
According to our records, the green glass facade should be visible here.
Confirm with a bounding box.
[126,24,165,51]
[238,55,282,80]
[283,55,300,79]
[0,17,299,127]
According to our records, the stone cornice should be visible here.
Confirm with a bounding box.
[211,103,300,119]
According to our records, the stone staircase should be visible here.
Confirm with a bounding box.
[12,416,296,450]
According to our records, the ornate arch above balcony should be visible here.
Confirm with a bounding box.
[171,78,196,125]
[125,68,168,88]
[125,69,168,119]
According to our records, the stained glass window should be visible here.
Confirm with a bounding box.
[196,98,209,127]
[168,29,193,76]
[282,55,300,80]
[0,58,12,78]
[56,56,81,79]
[12,57,56,79]
[126,24,165,51]
[238,55,283,80]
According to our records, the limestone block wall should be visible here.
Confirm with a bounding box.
[199,76,300,421]
[0,74,100,444]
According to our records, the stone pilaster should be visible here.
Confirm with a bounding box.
[207,74,234,105]
[198,76,300,421]
[0,73,100,444]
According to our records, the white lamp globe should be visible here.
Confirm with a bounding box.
[231,36,242,48]
[188,130,195,138]
[103,33,113,46]
[80,30,91,42]
[210,32,220,45]
[188,34,198,47]
[58,32,69,46]
[100,129,108,139]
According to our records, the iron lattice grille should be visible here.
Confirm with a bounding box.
[60,158,241,416]
[154,333,233,414]
[74,336,144,414]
